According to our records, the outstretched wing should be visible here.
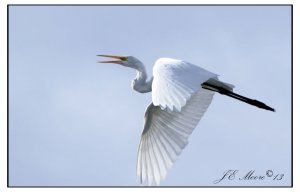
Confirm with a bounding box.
[136,88,215,186]
[152,58,218,111]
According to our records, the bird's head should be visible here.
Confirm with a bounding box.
[97,54,142,69]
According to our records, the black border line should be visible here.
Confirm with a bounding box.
[7,4,293,188]
[290,4,293,188]
[7,3,10,189]
[6,4,293,6]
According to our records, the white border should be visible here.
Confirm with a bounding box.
[1,1,297,192]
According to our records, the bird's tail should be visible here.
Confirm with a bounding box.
[202,80,275,112]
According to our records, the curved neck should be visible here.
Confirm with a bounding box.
[132,64,153,93]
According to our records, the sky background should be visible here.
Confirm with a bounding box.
[9,5,291,186]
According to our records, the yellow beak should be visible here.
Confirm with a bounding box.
[97,54,128,64]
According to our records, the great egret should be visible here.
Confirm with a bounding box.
[98,55,275,186]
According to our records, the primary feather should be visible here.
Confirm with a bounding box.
[137,88,214,185]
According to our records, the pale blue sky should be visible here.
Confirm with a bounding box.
[9,5,291,186]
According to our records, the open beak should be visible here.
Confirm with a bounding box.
[97,54,128,64]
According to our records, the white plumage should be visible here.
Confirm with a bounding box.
[136,58,217,185]
[137,89,214,185]
[152,58,218,111]
[98,54,274,186]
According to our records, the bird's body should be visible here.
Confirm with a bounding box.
[98,55,275,186]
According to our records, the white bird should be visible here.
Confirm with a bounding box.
[98,55,275,186]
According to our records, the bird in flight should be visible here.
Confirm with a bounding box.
[98,55,275,186]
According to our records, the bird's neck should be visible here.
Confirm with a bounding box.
[132,64,153,93]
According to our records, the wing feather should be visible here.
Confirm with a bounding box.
[152,58,218,111]
[137,88,215,185]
